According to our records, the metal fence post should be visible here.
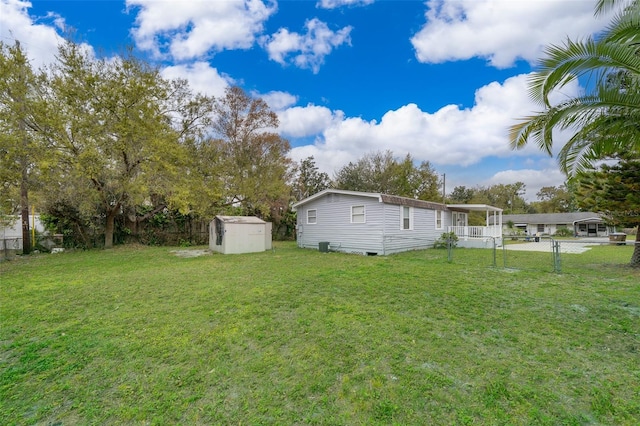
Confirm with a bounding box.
[447,237,453,262]
[492,237,497,268]
[552,240,562,273]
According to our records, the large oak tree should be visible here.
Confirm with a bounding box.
[39,42,189,248]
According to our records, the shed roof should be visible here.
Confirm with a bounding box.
[214,215,266,224]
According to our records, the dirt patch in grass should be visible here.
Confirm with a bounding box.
[169,249,211,258]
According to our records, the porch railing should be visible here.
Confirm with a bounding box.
[448,225,502,240]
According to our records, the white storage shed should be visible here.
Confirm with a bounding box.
[209,215,272,254]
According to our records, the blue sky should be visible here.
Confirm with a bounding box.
[0,0,613,200]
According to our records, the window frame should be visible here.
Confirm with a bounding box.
[401,206,413,230]
[307,209,317,224]
[435,210,444,230]
[351,205,366,224]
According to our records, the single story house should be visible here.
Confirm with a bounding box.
[292,189,503,255]
[209,215,272,254]
[501,212,611,237]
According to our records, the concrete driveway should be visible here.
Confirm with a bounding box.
[503,238,606,254]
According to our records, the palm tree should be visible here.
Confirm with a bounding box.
[509,0,640,175]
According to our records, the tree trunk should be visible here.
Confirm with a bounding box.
[20,176,31,255]
[104,205,119,249]
[631,230,640,268]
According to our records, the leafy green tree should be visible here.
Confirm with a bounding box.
[292,156,331,201]
[333,151,441,200]
[448,186,475,204]
[575,158,640,267]
[510,0,640,175]
[472,182,528,213]
[206,86,292,219]
[0,41,44,253]
[530,185,575,213]
[39,42,188,249]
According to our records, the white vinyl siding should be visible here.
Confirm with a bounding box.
[295,191,452,255]
[351,205,365,223]
[401,206,412,230]
[307,209,317,224]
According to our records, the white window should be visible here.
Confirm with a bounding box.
[435,210,443,230]
[351,205,365,223]
[401,206,412,230]
[307,209,317,224]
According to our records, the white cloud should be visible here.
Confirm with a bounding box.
[261,18,352,73]
[485,167,566,201]
[288,73,581,178]
[161,62,231,97]
[259,90,298,110]
[278,104,343,138]
[316,0,374,9]
[411,0,610,68]
[127,0,277,60]
[0,0,74,68]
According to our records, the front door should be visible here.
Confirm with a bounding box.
[588,223,597,236]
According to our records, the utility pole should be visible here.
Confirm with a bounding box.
[441,173,446,203]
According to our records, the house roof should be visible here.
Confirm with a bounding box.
[292,189,381,209]
[501,212,603,225]
[447,204,503,213]
[292,189,500,212]
[380,194,447,211]
[214,215,266,224]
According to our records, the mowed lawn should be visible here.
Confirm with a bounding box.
[1,242,639,425]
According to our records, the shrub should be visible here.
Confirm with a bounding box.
[434,231,458,249]
[554,227,574,237]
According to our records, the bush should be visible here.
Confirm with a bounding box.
[554,227,574,237]
[434,232,458,249]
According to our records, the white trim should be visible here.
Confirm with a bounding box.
[293,188,383,209]
[307,209,317,224]
[435,210,443,230]
[401,205,413,230]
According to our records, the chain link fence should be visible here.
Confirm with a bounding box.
[442,235,636,273]
[1,238,21,261]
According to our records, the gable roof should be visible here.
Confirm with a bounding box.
[501,212,603,225]
[292,189,382,209]
[292,189,499,212]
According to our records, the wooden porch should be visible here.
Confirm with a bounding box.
[448,225,503,240]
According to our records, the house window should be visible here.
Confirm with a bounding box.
[597,224,606,232]
[401,206,412,230]
[351,205,365,223]
[537,224,545,233]
[307,209,317,224]
[435,210,443,230]
[578,224,587,232]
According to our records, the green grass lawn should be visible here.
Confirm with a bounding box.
[1,242,639,425]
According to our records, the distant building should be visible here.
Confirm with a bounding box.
[1,215,46,251]
[500,212,610,237]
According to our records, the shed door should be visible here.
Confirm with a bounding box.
[215,218,224,245]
